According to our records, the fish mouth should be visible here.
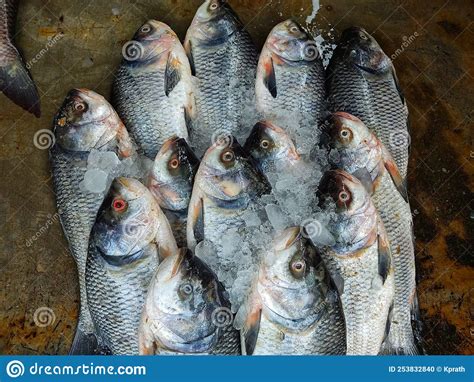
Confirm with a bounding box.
[261,303,321,331]
[97,246,145,266]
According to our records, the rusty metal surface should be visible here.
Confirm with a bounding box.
[0,0,472,355]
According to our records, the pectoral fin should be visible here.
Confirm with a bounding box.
[262,55,277,98]
[243,307,261,356]
[383,153,408,203]
[377,230,392,284]
[184,40,195,76]
[165,53,182,96]
[187,191,204,250]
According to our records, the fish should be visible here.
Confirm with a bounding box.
[148,136,200,247]
[0,0,40,116]
[316,170,394,355]
[326,26,409,178]
[187,138,271,252]
[139,248,241,355]
[244,120,300,174]
[86,177,178,355]
[50,88,135,354]
[256,19,325,128]
[324,112,418,354]
[184,0,258,155]
[113,20,195,159]
[240,227,346,355]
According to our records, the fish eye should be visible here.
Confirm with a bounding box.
[290,259,306,278]
[209,2,218,10]
[221,149,235,163]
[169,158,180,170]
[112,198,128,212]
[141,24,151,33]
[179,283,193,296]
[74,102,86,111]
[340,128,351,140]
[290,26,299,33]
[260,139,271,149]
[338,190,350,203]
[359,32,368,40]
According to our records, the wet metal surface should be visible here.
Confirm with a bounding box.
[0,0,472,354]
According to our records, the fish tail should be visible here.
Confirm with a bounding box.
[380,335,420,355]
[69,326,99,355]
[0,49,41,117]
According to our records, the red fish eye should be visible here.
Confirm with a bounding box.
[112,198,127,212]
[339,191,350,202]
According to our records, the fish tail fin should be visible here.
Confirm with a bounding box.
[0,49,41,117]
[380,336,420,355]
[69,327,99,355]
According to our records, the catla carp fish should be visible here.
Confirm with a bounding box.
[325,112,418,354]
[256,19,325,128]
[0,0,40,116]
[86,177,178,355]
[244,120,300,174]
[184,0,258,154]
[113,20,195,159]
[326,27,409,178]
[148,136,200,247]
[139,248,241,355]
[317,170,394,355]
[240,227,346,355]
[50,89,135,354]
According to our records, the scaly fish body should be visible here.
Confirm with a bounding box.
[86,177,178,355]
[256,20,325,129]
[185,0,258,154]
[242,227,345,355]
[0,0,40,116]
[50,89,135,354]
[326,112,417,354]
[317,170,394,355]
[113,20,195,159]
[326,27,409,177]
[139,249,241,355]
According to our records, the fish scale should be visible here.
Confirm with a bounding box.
[372,170,416,352]
[50,146,102,337]
[113,68,189,159]
[327,62,409,178]
[86,246,159,355]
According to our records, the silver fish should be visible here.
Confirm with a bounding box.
[317,170,394,355]
[241,227,346,355]
[148,136,200,247]
[139,248,241,355]
[256,19,325,127]
[0,0,40,116]
[113,20,195,159]
[86,177,178,355]
[325,112,418,354]
[326,27,409,178]
[244,120,300,174]
[184,0,258,154]
[50,88,135,354]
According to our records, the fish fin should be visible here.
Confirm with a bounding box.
[0,51,41,117]
[184,40,195,76]
[138,311,157,355]
[382,144,408,202]
[186,191,204,250]
[69,327,99,355]
[352,167,374,194]
[390,65,406,106]
[377,229,392,284]
[184,105,193,137]
[262,55,277,98]
[155,208,179,259]
[411,291,425,355]
[165,52,182,97]
[116,121,136,158]
[331,270,345,296]
[379,304,394,355]
[242,307,261,356]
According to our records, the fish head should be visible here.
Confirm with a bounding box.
[339,26,391,73]
[53,89,119,151]
[92,177,160,264]
[145,248,230,353]
[149,136,200,212]
[128,20,178,62]
[244,121,300,169]
[266,19,318,63]
[199,138,271,202]
[259,227,322,321]
[328,112,371,149]
[189,0,241,46]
